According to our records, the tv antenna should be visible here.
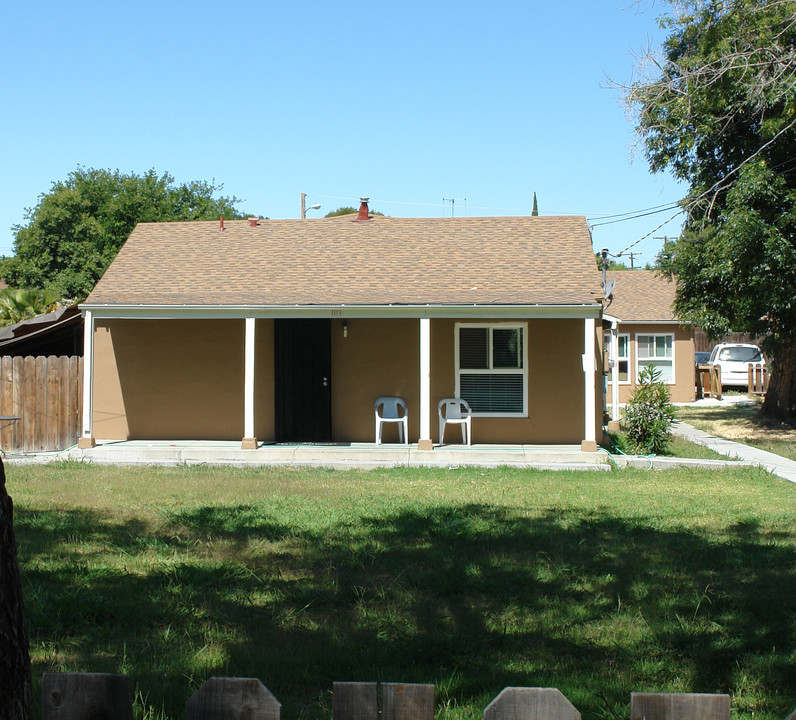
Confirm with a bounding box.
[442,197,466,218]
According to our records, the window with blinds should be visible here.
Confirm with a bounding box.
[456,324,527,415]
[636,333,674,383]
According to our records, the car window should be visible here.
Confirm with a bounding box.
[718,347,762,362]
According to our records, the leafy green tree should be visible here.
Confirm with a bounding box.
[595,253,629,271]
[625,0,796,419]
[323,206,385,218]
[2,168,247,301]
[324,206,357,217]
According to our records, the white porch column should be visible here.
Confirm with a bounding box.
[241,317,257,449]
[610,321,620,424]
[78,310,95,448]
[417,317,433,450]
[582,318,598,452]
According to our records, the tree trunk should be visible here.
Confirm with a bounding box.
[0,458,33,720]
[762,338,796,421]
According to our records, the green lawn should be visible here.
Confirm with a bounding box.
[8,462,796,720]
[676,401,796,462]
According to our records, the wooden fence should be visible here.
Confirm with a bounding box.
[39,673,792,720]
[0,355,82,454]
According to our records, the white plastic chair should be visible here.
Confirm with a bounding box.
[374,396,409,445]
[438,398,472,446]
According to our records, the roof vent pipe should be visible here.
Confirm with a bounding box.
[248,217,259,227]
[219,215,224,232]
[354,197,371,222]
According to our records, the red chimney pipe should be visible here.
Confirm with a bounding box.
[219,215,225,232]
[354,197,371,222]
[248,217,258,227]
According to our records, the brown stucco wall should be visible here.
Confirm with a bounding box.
[92,316,594,445]
[330,318,419,443]
[93,319,247,440]
[604,324,695,406]
[430,318,587,444]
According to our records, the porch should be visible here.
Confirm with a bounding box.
[14,439,611,470]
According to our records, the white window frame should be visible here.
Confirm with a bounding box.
[635,332,675,385]
[604,332,631,385]
[455,322,528,417]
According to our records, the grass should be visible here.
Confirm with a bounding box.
[8,461,796,720]
[677,401,796,461]
[604,430,733,460]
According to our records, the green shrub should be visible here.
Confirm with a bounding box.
[623,365,677,454]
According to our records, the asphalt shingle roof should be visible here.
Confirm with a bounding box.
[605,269,678,322]
[85,215,603,307]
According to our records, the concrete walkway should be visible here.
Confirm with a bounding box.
[671,420,796,483]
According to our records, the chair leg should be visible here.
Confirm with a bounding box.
[461,424,467,445]
[439,420,445,446]
[375,421,381,445]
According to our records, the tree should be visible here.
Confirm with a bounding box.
[1,168,247,301]
[595,253,630,271]
[0,459,33,720]
[0,288,59,327]
[323,206,385,218]
[324,206,357,217]
[624,0,796,419]
[531,192,539,216]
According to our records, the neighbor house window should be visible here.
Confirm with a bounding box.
[636,333,674,383]
[455,323,527,416]
[604,332,630,383]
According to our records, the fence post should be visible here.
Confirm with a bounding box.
[710,365,722,399]
[748,363,768,395]
[41,672,133,720]
[630,692,730,720]
[186,677,281,720]
[484,687,580,720]
[382,683,434,720]
[333,682,378,720]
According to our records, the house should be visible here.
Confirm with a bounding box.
[79,202,607,451]
[602,270,695,422]
[0,305,83,357]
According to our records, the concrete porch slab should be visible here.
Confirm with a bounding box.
[5,440,611,471]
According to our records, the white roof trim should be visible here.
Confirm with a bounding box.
[80,303,603,321]
[610,319,685,326]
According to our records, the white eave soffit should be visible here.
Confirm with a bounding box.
[80,303,603,320]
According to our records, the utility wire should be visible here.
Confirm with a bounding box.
[588,202,682,228]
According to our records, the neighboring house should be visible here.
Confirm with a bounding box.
[602,270,695,417]
[79,203,606,451]
[0,305,83,357]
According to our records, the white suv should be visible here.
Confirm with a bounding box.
[708,343,765,388]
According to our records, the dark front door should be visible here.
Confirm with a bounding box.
[275,319,332,442]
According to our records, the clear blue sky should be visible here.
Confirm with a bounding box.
[1,0,685,267]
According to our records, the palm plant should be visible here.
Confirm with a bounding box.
[0,288,60,327]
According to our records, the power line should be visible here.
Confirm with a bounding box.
[588,202,682,228]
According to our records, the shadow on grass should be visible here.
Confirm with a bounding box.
[16,503,796,720]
